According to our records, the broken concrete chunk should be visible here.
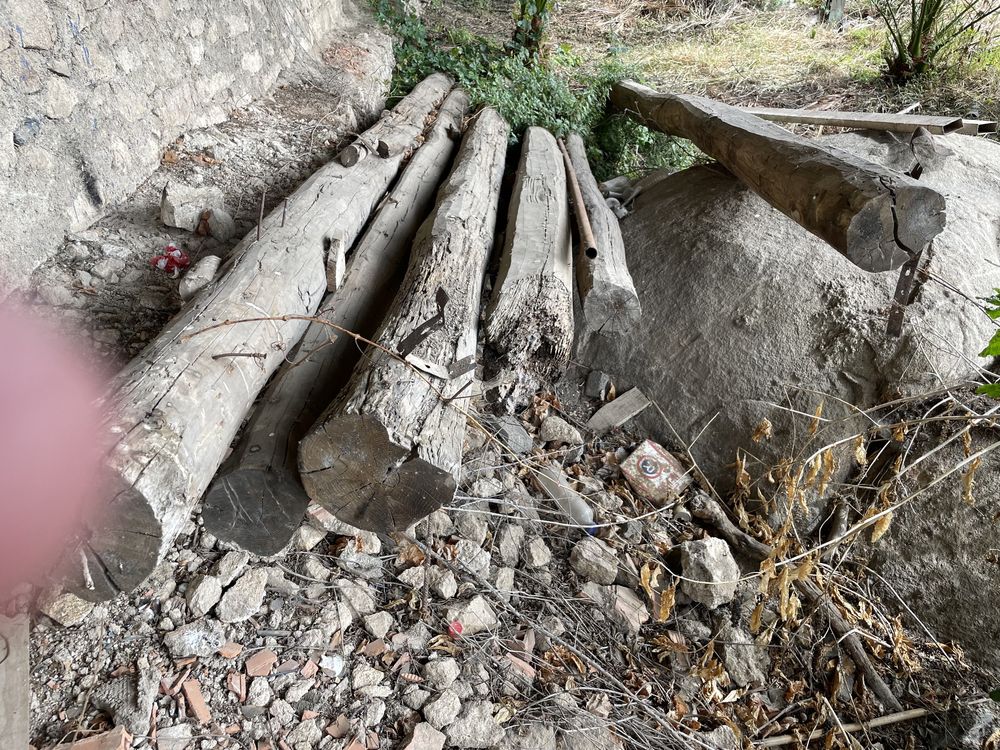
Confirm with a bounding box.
[509,723,557,750]
[91,658,160,737]
[497,524,525,567]
[719,622,769,687]
[679,537,739,608]
[523,537,552,568]
[403,721,447,750]
[429,567,458,599]
[584,370,611,400]
[445,701,506,748]
[445,595,498,636]
[161,181,225,232]
[423,656,461,689]
[155,724,193,750]
[612,586,649,635]
[163,619,225,657]
[399,565,426,589]
[38,591,94,627]
[185,574,223,617]
[569,537,619,585]
[335,578,377,616]
[217,568,268,623]
[206,208,236,241]
[485,414,533,455]
[423,688,462,729]
[539,415,583,446]
[212,550,250,586]
[364,610,394,639]
[454,539,491,577]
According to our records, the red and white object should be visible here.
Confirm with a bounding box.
[621,440,692,504]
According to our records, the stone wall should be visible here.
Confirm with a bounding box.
[0,0,358,293]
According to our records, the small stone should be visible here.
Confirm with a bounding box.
[39,592,93,627]
[75,269,93,287]
[218,641,243,658]
[206,208,236,241]
[509,723,556,750]
[287,719,323,746]
[301,555,332,582]
[186,575,223,617]
[161,181,225,232]
[319,653,345,677]
[212,550,250,586]
[423,657,461,689]
[163,619,225,658]
[13,118,42,146]
[292,524,327,551]
[612,586,649,635]
[718,622,769,687]
[429,567,457,599]
[399,565,425,589]
[497,524,524,567]
[455,511,488,546]
[269,698,295,726]
[404,721,446,750]
[523,537,552,568]
[100,243,131,258]
[156,724,194,750]
[91,658,160,736]
[246,676,273,707]
[335,578,377,616]
[679,538,739,608]
[569,537,619,585]
[468,477,504,499]
[486,415,532,455]
[539,415,583,446]
[417,509,454,539]
[352,664,385,690]
[284,678,313,703]
[218,569,268,623]
[445,701,506,748]
[404,688,432,710]
[36,284,76,307]
[701,726,739,750]
[422,688,461,729]
[64,241,90,259]
[585,370,611,400]
[454,539,490,577]
[364,611,394,639]
[445,596,498,636]
[91,257,126,280]
[494,567,515,600]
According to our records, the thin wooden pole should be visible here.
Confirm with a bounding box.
[557,138,597,259]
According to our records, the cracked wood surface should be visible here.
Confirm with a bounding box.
[299,108,509,533]
[200,89,470,555]
[610,80,947,272]
[66,74,453,601]
[484,126,574,377]
[565,133,641,341]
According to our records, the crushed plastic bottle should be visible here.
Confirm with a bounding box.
[536,463,597,535]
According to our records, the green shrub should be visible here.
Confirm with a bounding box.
[374,0,693,177]
[870,0,1000,79]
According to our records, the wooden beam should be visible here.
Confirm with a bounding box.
[200,89,470,555]
[741,106,964,135]
[299,108,509,533]
[0,615,28,750]
[611,81,947,272]
[63,74,453,601]
[565,133,640,338]
[484,126,574,378]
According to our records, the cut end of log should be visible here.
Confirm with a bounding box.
[299,413,456,533]
[201,469,311,556]
[580,287,642,337]
[64,472,162,602]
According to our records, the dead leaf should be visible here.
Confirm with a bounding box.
[962,456,982,506]
[808,401,825,436]
[752,418,773,443]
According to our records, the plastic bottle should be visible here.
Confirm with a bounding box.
[537,464,597,535]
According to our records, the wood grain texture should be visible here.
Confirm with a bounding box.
[0,615,28,750]
[299,108,509,533]
[565,133,640,338]
[611,80,947,272]
[741,106,963,135]
[66,74,453,601]
[485,126,573,377]
[200,89,470,555]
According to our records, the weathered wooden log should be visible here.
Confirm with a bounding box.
[65,74,453,601]
[484,126,573,377]
[565,133,641,337]
[0,615,28,750]
[299,108,509,533]
[610,80,947,272]
[741,106,964,135]
[339,93,440,166]
[200,90,470,555]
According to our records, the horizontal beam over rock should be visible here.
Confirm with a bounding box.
[611,80,947,272]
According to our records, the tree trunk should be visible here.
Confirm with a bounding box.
[565,133,640,339]
[484,126,573,377]
[299,108,509,534]
[66,74,453,601]
[200,89,470,555]
[610,80,947,272]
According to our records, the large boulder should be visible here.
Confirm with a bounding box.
[585,132,1000,501]
[863,421,1000,674]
